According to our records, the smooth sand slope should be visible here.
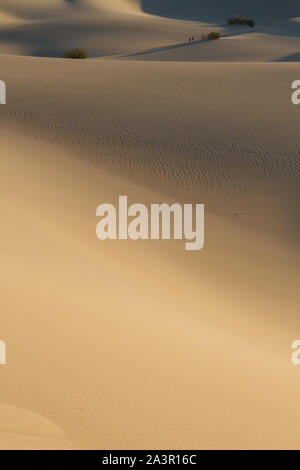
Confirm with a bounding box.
[0,403,76,449]
[0,0,300,451]
[0,54,299,449]
[1,129,299,450]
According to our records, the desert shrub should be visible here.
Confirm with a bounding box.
[245,18,255,28]
[227,16,236,25]
[63,48,88,59]
[227,15,244,25]
[207,31,221,40]
[227,16,256,27]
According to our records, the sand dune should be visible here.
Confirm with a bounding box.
[0,10,25,26]
[0,0,299,451]
[0,403,77,449]
[0,0,200,57]
[1,131,299,449]
[127,18,300,62]
[0,52,299,449]
[0,55,299,228]
[0,0,298,59]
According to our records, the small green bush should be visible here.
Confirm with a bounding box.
[227,16,256,27]
[207,31,221,40]
[63,48,88,59]
[266,20,274,26]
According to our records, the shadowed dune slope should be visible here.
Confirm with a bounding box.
[141,0,300,22]
[127,20,300,62]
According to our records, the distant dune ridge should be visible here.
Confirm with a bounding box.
[0,0,299,59]
[0,0,300,451]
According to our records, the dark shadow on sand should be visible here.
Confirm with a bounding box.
[141,0,300,23]
[275,51,300,61]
